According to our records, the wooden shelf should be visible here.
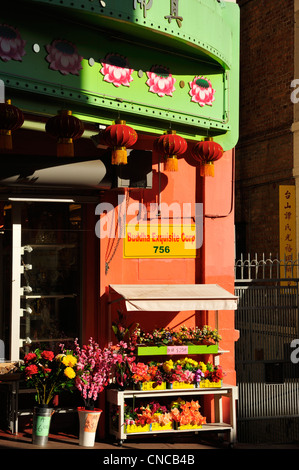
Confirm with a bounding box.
[28,244,76,250]
[122,422,233,436]
[106,385,238,445]
[22,294,77,299]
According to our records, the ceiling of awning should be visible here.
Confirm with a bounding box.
[109,284,238,312]
[0,155,110,190]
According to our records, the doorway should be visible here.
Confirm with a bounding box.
[0,201,82,360]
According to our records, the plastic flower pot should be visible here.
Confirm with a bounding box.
[125,423,151,433]
[32,405,54,446]
[77,407,102,447]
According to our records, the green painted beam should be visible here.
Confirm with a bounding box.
[0,0,239,149]
[137,344,219,356]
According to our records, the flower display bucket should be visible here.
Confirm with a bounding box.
[78,407,102,447]
[125,423,151,434]
[151,422,173,431]
[199,380,222,388]
[32,406,54,446]
[177,424,203,430]
[134,381,166,391]
[167,381,194,389]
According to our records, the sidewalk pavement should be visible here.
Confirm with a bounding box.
[1,429,299,450]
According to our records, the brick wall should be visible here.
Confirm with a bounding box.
[235,0,294,258]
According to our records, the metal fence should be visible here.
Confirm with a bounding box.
[235,254,299,444]
[235,253,299,281]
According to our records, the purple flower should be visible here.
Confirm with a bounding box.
[194,369,204,382]
[0,24,26,62]
[46,39,83,76]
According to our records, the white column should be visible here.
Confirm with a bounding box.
[10,204,22,360]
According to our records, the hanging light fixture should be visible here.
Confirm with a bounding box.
[103,119,138,165]
[45,109,84,157]
[0,99,24,151]
[154,129,187,171]
[191,137,223,177]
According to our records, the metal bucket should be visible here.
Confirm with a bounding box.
[32,406,54,446]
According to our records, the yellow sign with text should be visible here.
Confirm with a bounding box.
[124,223,197,258]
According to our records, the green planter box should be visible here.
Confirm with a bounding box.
[137,344,218,356]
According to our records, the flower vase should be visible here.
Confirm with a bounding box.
[78,407,102,447]
[32,405,54,446]
[133,382,142,390]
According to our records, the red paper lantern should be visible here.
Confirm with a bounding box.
[45,110,84,157]
[103,120,138,165]
[191,138,223,177]
[0,99,24,151]
[154,130,187,172]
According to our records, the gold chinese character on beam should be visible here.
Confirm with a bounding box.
[165,0,183,27]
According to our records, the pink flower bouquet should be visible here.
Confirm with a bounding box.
[74,337,117,409]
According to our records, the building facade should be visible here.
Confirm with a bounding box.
[234,1,299,444]
[235,0,296,263]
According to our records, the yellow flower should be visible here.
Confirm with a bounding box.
[55,353,65,362]
[163,359,174,373]
[171,398,185,408]
[186,358,198,367]
[62,354,77,367]
[199,361,207,372]
[177,357,198,368]
[64,367,76,379]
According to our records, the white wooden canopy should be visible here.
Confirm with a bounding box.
[109,284,238,312]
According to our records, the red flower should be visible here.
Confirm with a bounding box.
[43,368,52,375]
[214,368,224,381]
[41,350,54,361]
[24,352,37,363]
[25,364,39,376]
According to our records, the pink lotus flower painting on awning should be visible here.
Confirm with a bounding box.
[189,76,215,107]
[100,53,134,88]
[0,24,26,62]
[46,39,83,75]
[146,65,176,97]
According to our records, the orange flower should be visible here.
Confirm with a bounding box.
[160,413,172,426]
[171,407,181,422]
[148,365,158,380]
[190,400,200,411]
[180,412,192,425]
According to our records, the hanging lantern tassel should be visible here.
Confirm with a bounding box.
[191,138,224,177]
[165,155,178,172]
[0,99,24,151]
[0,129,12,152]
[57,137,75,157]
[202,160,215,177]
[45,110,84,157]
[112,145,127,165]
[154,130,187,172]
[103,120,138,165]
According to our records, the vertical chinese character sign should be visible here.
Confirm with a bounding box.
[279,185,296,283]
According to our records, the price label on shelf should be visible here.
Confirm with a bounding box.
[167,346,188,355]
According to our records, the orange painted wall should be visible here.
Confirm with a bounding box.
[95,137,237,366]
[98,136,200,341]
[93,136,238,428]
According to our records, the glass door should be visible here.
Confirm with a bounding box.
[10,202,82,359]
